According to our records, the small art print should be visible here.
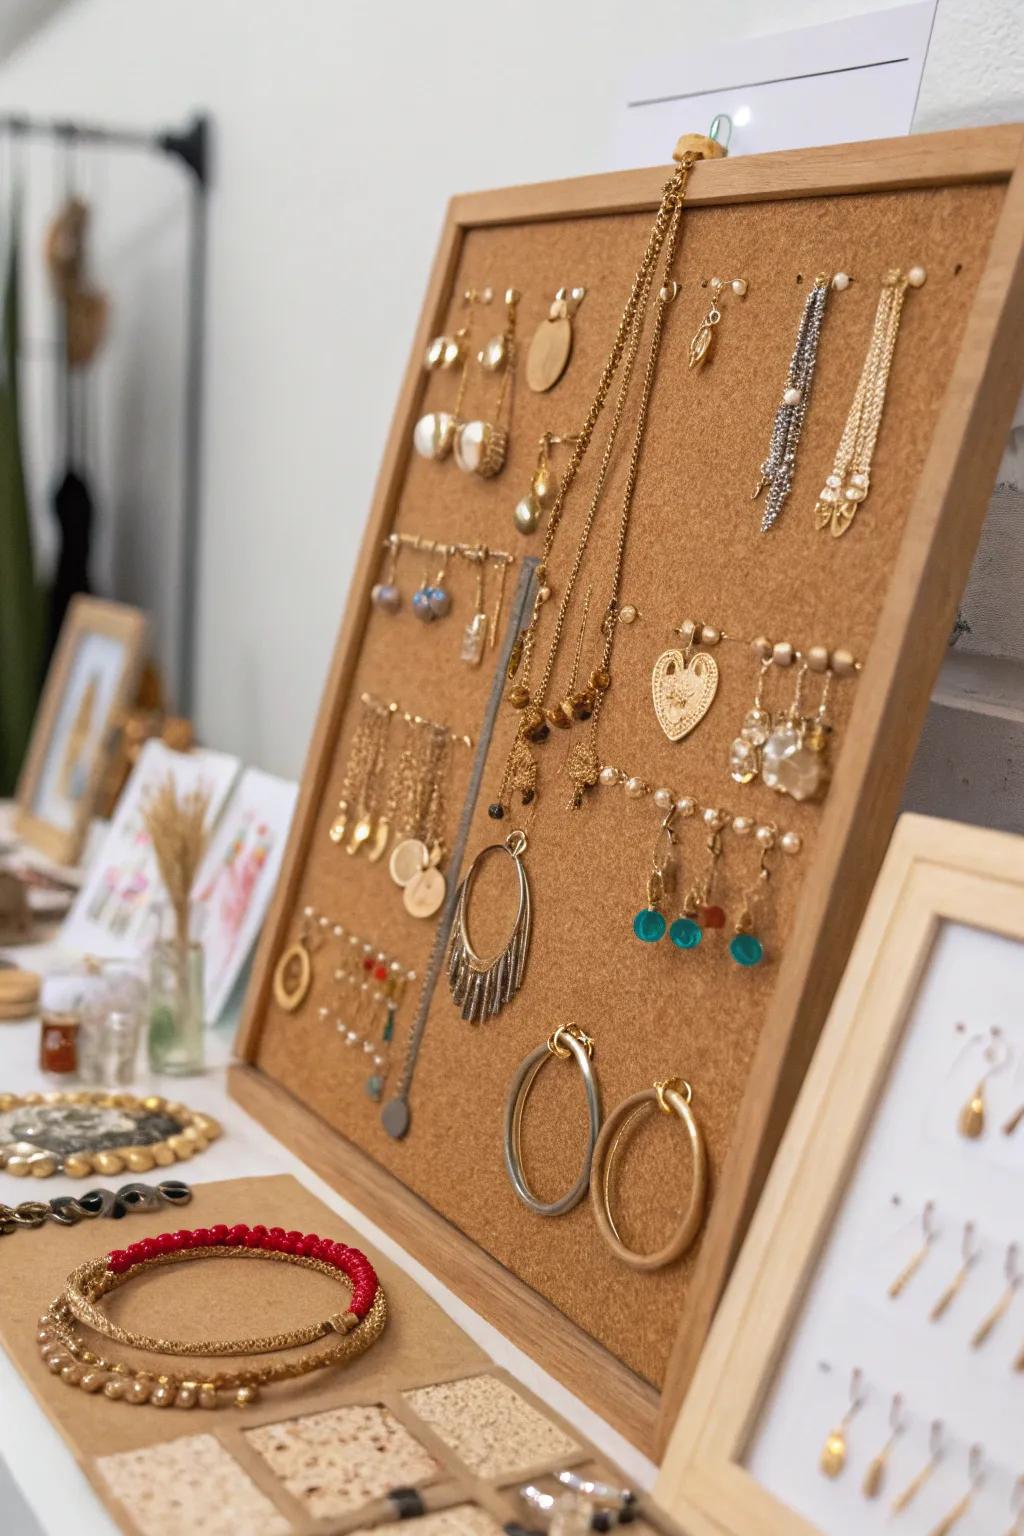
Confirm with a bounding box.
[192,768,298,1021]
[62,739,239,959]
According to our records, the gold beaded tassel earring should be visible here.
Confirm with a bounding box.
[455,287,520,478]
[688,274,748,368]
[414,286,490,461]
[814,264,926,538]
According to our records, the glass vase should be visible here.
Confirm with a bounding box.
[148,937,205,1075]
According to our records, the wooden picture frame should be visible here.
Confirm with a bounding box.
[656,812,1024,1534]
[232,125,1024,1459]
[15,595,147,866]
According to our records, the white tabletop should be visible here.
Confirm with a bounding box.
[0,949,655,1533]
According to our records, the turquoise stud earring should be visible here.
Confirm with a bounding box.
[633,809,675,943]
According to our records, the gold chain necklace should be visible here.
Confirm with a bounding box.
[490,152,696,821]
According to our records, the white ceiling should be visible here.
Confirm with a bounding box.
[0,0,69,64]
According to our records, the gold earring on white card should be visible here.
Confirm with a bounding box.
[819,1367,864,1478]
[930,1221,979,1323]
[892,1419,944,1515]
[888,1199,938,1298]
[863,1393,904,1499]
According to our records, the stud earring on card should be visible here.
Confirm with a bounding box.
[929,1444,983,1536]
[863,1393,905,1499]
[819,1367,864,1478]
[888,1199,938,1298]
[971,1242,1022,1349]
[930,1221,979,1322]
[689,274,748,369]
[526,285,586,392]
[892,1419,944,1515]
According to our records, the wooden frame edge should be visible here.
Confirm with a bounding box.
[654,813,1024,1533]
[227,1061,661,1452]
[14,595,148,867]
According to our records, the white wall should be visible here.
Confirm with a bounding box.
[1,0,1022,778]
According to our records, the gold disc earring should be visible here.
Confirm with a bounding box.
[819,1367,865,1478]
[526,285,586,393]
[688,274,748,368]
[863,1392,905,1498]
[888,1199,938,1298]
[891,1418,944,1514]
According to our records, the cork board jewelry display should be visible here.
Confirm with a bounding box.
[233,126,1024,1457]
[0,1174,676,1536]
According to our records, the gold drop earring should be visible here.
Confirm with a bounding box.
[514,432,577,535]
[652,618,721,742]
[729,823,776,968]
[632,806,676,944]
[1005,1475,1024,1536]
[930,1220,979,1322]
[526,285,586,392]
[892,1418,944,1514]
[971,1241,1022,1348]
[688,274,748,369]
[863,1392,905,1498]
[455,286,520,478]
[957,1025,1010,1138]
[414,286,490,461]
[888,1199,938,1298]
[819,1367,864,1478]
[929,1443,984,1536]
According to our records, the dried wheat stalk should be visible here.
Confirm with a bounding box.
[141,773,210,952]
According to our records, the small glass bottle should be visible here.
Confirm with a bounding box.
[147,904,205,1075]
[39,1011,79,1074]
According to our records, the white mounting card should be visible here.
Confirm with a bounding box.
[745,918,1024,1535]
[612,3,937,168]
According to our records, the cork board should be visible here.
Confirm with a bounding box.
[234,129,1024,1455]
[0,1173,679,1535]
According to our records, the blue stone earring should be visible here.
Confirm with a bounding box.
[427,552,452,618]
[729,825,776,967]
[371,534,402,614]
[633,809,675,943]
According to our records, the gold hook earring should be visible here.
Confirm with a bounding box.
[930,1221,980,1322]
[888,1199,939,1298]
[689,274,748,368]
[958,1025,1010,1138]
[929,1444,984,1536]
[819,1367,864,1478]
[863,1392,905,1498]
[972,1241,1022,1348]
[892,1418,944,1514]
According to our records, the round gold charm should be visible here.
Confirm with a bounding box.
[403,866,446,919]
[272,941,312,1013]
[526,314,572,393]
[389,838,428,888]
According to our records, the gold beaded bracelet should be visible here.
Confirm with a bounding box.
[0,1089,221,1179]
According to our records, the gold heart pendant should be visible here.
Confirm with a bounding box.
[651,649,719,741]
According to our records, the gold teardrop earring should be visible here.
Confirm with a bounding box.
[688,274,748,369]
[930,1221,980,1322]
[455,286,520,478]
[414,286,490,461]
[514,432,577,535]
[888,1199,938,1298]
[863,1392,905,1499]
[957,1025,1010,1138]
[971,1241,1022,1348]
[819,1367,864,1478]
[892,1418,944,1514]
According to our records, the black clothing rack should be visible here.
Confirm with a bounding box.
[0,111,211,714]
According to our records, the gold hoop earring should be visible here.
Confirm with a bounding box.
[589,1077,708,1271]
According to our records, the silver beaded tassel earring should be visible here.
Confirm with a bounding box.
[754,272,848,533]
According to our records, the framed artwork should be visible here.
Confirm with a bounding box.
[191,768,298,1022]
[61,738,240,960]
[657,813,1024,1536]
[15,596,147,865]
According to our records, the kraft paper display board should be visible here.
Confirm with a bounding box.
[656,814,1024,1536]
[233,126,1024,1458]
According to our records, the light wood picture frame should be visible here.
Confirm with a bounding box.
[657,812,1024,1534]
[232,125,1024,1458]
[15,595,147,866]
